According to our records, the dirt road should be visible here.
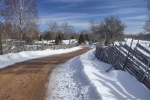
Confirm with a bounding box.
[0,47,91,100]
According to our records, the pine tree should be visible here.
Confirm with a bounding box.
[55,36,59,45]
[62,34,65,40]
[58,34,62,43]
[78,35,81,44]
[78,34,85,44]
[71,36,74,39]
[85,34,89,42]
[82,34,85,43]
[38,35,42,41]
[43,32,52,40]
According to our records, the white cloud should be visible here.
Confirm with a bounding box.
[96,0,145,9]
[125,21,145,26]
[38,13,90,32]
[43,0,85,3]
[114,8,145,14]
[39,12,109,25]
[69,21,89,29]
[123,15,147,20]
[125,28,144,34]
[39,13,146,34]
[124,21,145,34]
[39,13,87,24]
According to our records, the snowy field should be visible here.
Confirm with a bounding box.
[46,49,150,100]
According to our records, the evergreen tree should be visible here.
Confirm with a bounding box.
[71,36,75,39]
[43,32,52,40]
[62,34,65,40]
[85,34,89,42]
[78,34,85,44]
[82,34,85,43]
[38,35,42,41]
[78,35,81,44]
[58,34,62,43]
[55,36,59,45]
[39,35,42,41]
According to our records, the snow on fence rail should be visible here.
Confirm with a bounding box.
[1,44,77,54]
[95,41,150,89]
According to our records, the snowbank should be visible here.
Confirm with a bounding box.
[46,49,150,100]
[81,50,150,100]
[0,47,82,69]
[34,39,77,45]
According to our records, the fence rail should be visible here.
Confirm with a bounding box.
[95,41,150,89]
[0,44,77,55]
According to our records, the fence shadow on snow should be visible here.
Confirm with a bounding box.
[95,39,150,90]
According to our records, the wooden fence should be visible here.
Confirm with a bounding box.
[95,40,150,89]
[1,44,77,54]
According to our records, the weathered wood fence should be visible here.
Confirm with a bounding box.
[95,40,150,89]
[1,44,77,54]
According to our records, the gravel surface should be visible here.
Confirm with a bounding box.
[0,47,91,100]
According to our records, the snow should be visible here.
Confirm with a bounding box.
[115,38,150,57]
[34,40,55,44]
[0,39,150,100]
[0,47,82,69]
[34,39,77,45]
[115,38,150,50]
[46,49,150,100]
[62,39,77,44]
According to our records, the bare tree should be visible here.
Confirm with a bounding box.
[1,21,13,39]
[0,0,39,50]
[98,15,126,45]
[0,21,4,55]
[143,15,150,33]
[146,0,150,10]
[89,19,99,43]
[60,22,74,40]
[23,20,39,44]
[46,20,58,41]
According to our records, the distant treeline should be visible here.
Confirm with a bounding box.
[124,33,150,41]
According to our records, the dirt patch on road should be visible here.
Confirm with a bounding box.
[0,47,92,100]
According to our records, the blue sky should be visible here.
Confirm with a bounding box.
[37,0,149,34]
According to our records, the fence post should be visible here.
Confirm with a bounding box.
[135,39,139,49]
[123,39,133,69]
[9,46,11,53]
[42,39,44,50]
[141,60,150,82]
[37,44,38,50]
[0,45,2,55]
[125,38,128,44]
[106,46,120,72]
